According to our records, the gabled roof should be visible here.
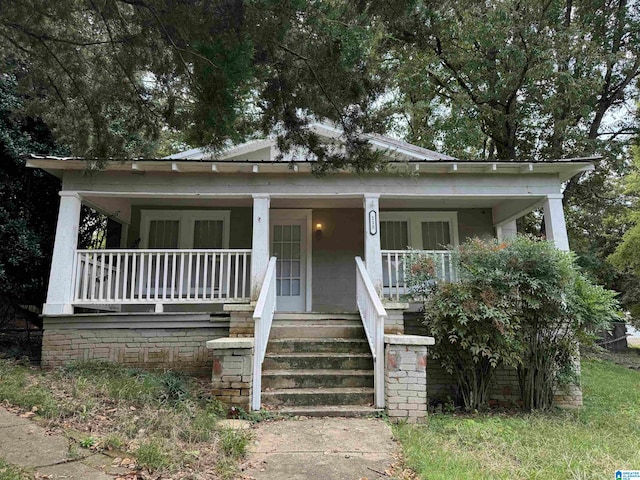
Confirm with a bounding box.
[163,123,456,162]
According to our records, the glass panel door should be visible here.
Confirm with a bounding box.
[271,214,307,312]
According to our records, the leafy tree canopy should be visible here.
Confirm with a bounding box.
[0,0,393,171]
[0,71,61,306]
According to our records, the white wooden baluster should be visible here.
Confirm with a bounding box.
[186,252,193,300]
[195,252,201,300]
[163,253,168,300]
[114,253,121,301]
[202,253,208,300]
[146,253,153,301]
[242,253,248,298]
[226,253,231,299]
[211,252,217,300]
[178,253,185,299]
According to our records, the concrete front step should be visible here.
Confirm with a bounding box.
[263,352,373,371]
[272,405,383,418]
[266,338,370,354]
[262,369,374,389]
[269,324,366,339]
[273,313,361,321]
[262,387,374,407]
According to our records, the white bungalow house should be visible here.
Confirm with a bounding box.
[27,123,593,417]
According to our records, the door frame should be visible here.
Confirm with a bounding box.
[270,209,313,312]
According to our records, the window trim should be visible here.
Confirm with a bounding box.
[140,210,231,249]
[380,211,459,249]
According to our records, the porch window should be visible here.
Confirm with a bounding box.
[380,212,459,296]
[141,210,230,249]
[147,220,180,248]
[380,211,459,250]
[380,221,409,250]
[421,221,451,250]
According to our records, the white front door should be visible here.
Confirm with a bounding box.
[270,211,310,312]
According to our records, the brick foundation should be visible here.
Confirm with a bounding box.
[224,305,254,337]
[383,303,409,334]
[206,337,254,411]
[42,327,223,376]
[384,334,434,423]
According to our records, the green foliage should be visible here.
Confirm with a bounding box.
[610,146,640,303]
[411,236,621,411]
[394,357,640,479]
[79,436,96,448]
[214,426,252,479]
[61,361,195,407]
[135,440,171,472]
[0,459,30,480]
[217,427,250,458]
[0,361,65,418]
[0,0,390,170]
[0,71,61,306]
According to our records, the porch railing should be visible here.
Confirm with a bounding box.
[252,256,277,411]
[355,256,386,409]
[381,249,456,302]
[73,249,252,305]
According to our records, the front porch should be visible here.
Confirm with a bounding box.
[44,192,570,316]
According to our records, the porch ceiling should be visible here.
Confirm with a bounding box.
[379,196,541,210]
[83,193,543,217]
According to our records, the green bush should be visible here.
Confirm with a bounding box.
[410,236,621,411]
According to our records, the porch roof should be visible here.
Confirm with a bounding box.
[26,156,596,183]
[25,122,596,182]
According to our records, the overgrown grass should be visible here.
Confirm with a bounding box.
[0,360,251,478]
[395,357,640,479]
[0,459,30,480]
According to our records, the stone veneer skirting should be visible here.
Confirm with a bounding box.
[41,313,229,376]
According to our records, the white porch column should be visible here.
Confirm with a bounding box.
[543,194,570,251]
[496,220,518,242]
[43,192,82,315]
[363,194,383,295]
[250,194,271,300]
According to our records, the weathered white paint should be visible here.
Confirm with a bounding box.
[82,195,132,224]
[493,197,546,226]
[60,171,567,198]
[252,256,277,410]
[355,256,386,409]
[381,250,456,302]
[73,249,251,306]
[543,195,570,251]
[496,220,518,242]
[363,194,383,295]
[43,192,82,315]
[250,195,270,300]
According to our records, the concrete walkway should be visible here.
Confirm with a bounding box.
[0,407,117,479]
[242,417,397,480]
